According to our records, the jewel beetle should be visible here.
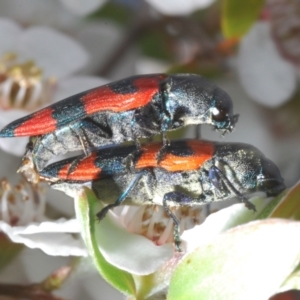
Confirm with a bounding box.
[39,139,285,251]
[0,74,238,171]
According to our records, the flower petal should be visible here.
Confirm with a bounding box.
[135,57,169,74]
[236,22,297,107]
[0,0,79,30]
[75,22,137,77]
[46,188,75,217]
[59,0,107,16]
[18,27,89,79]
[181,194,273,252]
[0,136,28,156]
[144,0,215,15]
[11,218,81,234]
[0,109,30,156]
[54,75,107,102]
[97,211,174,275]
[0,17,21,54]
[75,188,174,276]
[0,219,87,257]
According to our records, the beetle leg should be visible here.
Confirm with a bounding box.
[66,154,88,176]
[199,169,208,194]
[80,117,113,140]
[71,118,113,155]
[96,171,146,221]
[64,125,94,176]
[209,165,257,212]
[163,191,203,252]
[68,125,89,156]
[123,139,142,173]
[198,169,214,216]
[156,132,170,163]
[66,117,114,175]
[77,128,92,156]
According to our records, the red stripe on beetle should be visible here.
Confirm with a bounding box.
[82,76,165,114]
[58,153,101,181]
[135,140,214,172]
[187,140,215,167]
[14,108,57,136]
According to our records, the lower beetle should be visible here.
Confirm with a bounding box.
[39,140,285,250]
[0,74,238,171]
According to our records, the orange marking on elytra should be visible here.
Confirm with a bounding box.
[135,141,214,172]
[58,153,101,181]
[14,108,57,136]
[82,75,166,114]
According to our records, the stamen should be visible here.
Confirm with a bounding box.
[157,219,173,245]
[113,204,203,247]
[0,177,46,226]
[126,207,145,233]
[0,52,57,111]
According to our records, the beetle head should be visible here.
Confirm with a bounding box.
[257,157,286,196]
[164,74,238,133]
[209,87,239,135]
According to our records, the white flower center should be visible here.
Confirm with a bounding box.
[0,177,46,226]
[0,52,57,111]
[112,205,206,246]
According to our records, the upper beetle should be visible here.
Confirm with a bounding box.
[0,74,238,172]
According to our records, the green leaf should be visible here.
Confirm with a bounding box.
[169,219,300,300]
[139,31,171,61]
[167,63,223,79]
[269,182,300,219]
[221,0,265,38]
[255,190,288,220]
[88,2,132,26]
[279,261,300,291]
[0,233,23,270]
[41,262,77,291]
[257,182,300,220]
[74,188,135,296]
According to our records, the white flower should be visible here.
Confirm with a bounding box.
[236,21,297,107]
[0,248,123,300]
[0,0,80,30]
[0,17,107,156]
[100,194,270,273]
[0,176,87,257]
[96,204,205,275]
[75,21,137,79]
[181,193,272,251]
[144,0,215,16]
[75,188,273,298]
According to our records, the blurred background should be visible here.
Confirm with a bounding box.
[0,0,299,299]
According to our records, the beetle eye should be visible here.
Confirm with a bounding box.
[259,179,279,190]
[211,108,228,123]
